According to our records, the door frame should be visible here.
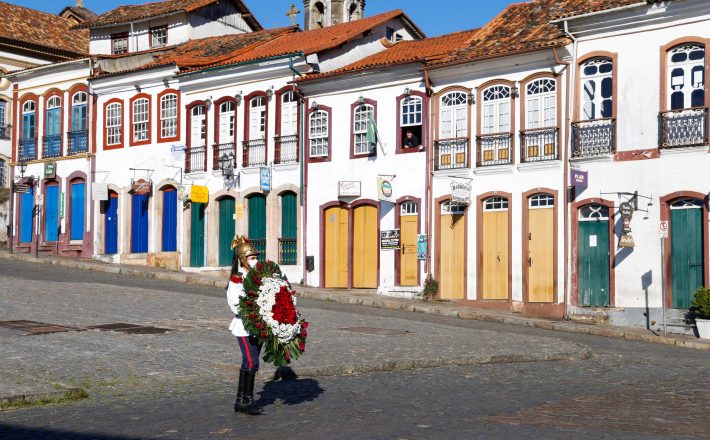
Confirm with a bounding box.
[476,191,512,301]
[435,194,469,300]
[522,188,558,303]
[395,196,421,287]
[571,198,615,307]
[42,178,61,244]
[660,191,709,308]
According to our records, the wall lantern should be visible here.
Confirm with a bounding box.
[467,92,475,105]
[358,95,366,105]
[219,153,233,178]
[403,87,412,97]
[18,160,27,177]
[511,86,520,98]
[266,87,274,100]
[234,91,243,106]
[311,100,319,109]
[205,98,213,109]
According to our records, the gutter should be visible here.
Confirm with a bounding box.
[3,58,91,81]
[178,52,304,78]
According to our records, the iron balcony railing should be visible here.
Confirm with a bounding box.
[571,118,616,158]
[520,127,559,162]
[212,142,236,170]
[0,125,11,140]
[658,108,708,149]
[18,138,36,161]
[242,139,266,167]
[434,137,469,170]
[274,135,299,164]
[185,145,207,174]
[477,133,513,166]
[42,134,62,159]
[67,130,88,155]
[251,238,266,257]
[279,238,297,265]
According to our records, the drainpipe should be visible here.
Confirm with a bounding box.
[423,66,434,275]
[88,58,95,258]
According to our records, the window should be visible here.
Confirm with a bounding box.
[526,79,556,129]
[219,101,235,143]
[529,193,554,208]
[160,93,178,139]
[132,97,149,143]
[441,201,466,215]
[386,27,395,41]
[45,96,62,137]
[580,58,613,120]
[191,105,206,146]
[400,95,422,148]
[0,159,6,187]
[280,92,298,136]
[309,109,328,158]
[483,197,509,211]
[22,100,36,140]
[111,32,128,55]
[72,92,88,132]
[482,85,511,134]
[440,91,467,139]
[668,44,705,110]
[579,204,609,221]
[353,104,374,155]
[401,201,418,216]
[249,96,266,139]
[0,100,6,127]
[150,25,168,48]
[106,102,122,146]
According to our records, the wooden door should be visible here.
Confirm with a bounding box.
[400,202,418,286]
[219,197,235,267]
[162,188,177,252]
[45,184,59,242]
[578,205,610,307]
[353,205,378,288]
[324,206,349,288]
[70,181,85,241]
[190,202,205,267]
[671,200,704,309]
[439,202,465,300]
[20,188,34,243]
[481,197,509,300]
[105,192,118,254]
[247,194,266,255]
[131,193,149,253]
[528,195,554,302]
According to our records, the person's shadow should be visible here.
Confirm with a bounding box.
[256,367,324,408]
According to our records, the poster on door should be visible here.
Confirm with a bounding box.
[417,234,427,260]
[380,229,400,250]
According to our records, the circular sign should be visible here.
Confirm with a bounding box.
[380,180,393,197]
[619,202,634,217]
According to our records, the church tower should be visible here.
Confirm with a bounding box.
[303,0,365,31]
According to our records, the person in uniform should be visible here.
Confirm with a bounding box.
[226,235,263,415]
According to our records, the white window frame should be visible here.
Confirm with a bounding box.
[151,25,168,48]
[0,100,6,128]
[191,105,206,145]
[482,85,511,134]
[439,91,467,139]
[529,194,555,208]
[580,58,613,121]
[667,44,705,111]
[106,103,122,146]
[219,101,235,143]
[111,33,128,55]
[526,79,556,129]
[309,110,328,158]
[441,201,466,215]
[579,204,609,221]
[483,196,509,211]
[401,96,422,127]
[23,101,35,113]
[160,93,178,139]
[0,158,6,187]
[400,201,419,216]
[132,98,149,142]
[353,104,374,155]
[280,92,298,137]
[249,96,266,139]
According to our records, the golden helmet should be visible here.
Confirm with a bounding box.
[231,235,259,267]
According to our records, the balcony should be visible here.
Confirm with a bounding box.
[279,238,297,265]
[67,130,88,155]
[477,133,513,167]
[185,145,207,174]
[242,139,266,167]
[571,118,615,158]
[659,108,708,149]
[274,135,299,164]
[18,138,36,161]
[251,238,266,256]
[434,137,469,170]
[520,128,558,162]
[42,134,62,159]
[212,143,236,170]
[0,125,11,140]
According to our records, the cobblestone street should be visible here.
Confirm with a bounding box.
[1,259,709,439]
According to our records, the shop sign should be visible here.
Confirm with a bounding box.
[571,168,588,193]
[377,176,394,203]
[339,181,361,197]
[190,185,209,204]
[618,234,635,248]
[59,192,64,218]
[659,220,669,239]
[619,202,633,233]
[417,234,428,260]
[235,203,244,220]
[380,229,400,250]
[44,162,56,179]
[35,193,43,206]
[92,183,108,201]
[260,167,271,192]
[171,145,186,161]
[451,181,471,206]
[13,183,28,193]
[131,179,152,196]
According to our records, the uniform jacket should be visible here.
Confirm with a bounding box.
[226,268,250,337]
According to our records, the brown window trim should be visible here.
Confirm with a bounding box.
[396,91,428,155]
[307,104,332,163]
[111,32,129,55]
[350,98,378,159]
[156,89,180,143]
[149,25,168,49]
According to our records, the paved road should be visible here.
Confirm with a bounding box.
[1,259,709,439]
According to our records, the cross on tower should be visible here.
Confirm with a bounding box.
[286,3,301,26]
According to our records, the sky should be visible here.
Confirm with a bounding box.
[12,0,517,37]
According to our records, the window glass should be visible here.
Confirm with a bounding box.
[353,104,374,155]
[106,103,122,145]
[667,44,705,110]
[160,93,177,138]
[580,58,613,120]
[112,33,128,55]
[482,85,511,134]
[151,26,167,48]
[132,98,149,142]
[309,110,328,158]
[249,96,266,139]
[440,92,467,139]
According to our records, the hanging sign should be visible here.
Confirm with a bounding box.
[44,162,56,179]
[171,145,186,161]
[131,179,152,196]
[190,185,209,204]
[619,202,634,233]
[338,181,361,197]
[451,181,471,206]
[13,183,28,193]
[380,229,401,250]
[92,183,108,201]
[377,176,394,203]
[417,234,428,260]
[260,167,271,192]
[571,168,588,194]
[619,234,635,248]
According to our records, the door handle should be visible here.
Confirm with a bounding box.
[528,256,533,267]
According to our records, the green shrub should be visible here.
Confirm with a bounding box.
[421,273,439,302]
[690,287,710,320]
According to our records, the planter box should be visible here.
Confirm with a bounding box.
[696,318,710,339]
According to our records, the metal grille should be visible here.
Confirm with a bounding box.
[659,108,708,149]
[279,238,297,265]
[572,118,615,157]
[274,135,299,164]
[251,238,266,256]
[212,143,236,170]
[434,137,468,170]
[243,139,266,167]
[520,128,558,162]
[477,133,512,166]
[0,125,10,140]
[19,138,36,161]
[68,131,88,155]
[186,145,207,173]
[42,135,62,158]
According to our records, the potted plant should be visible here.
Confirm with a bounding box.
[421,273,439,302]
[690,287,710,339]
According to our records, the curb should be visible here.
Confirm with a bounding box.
[3,251,710,351]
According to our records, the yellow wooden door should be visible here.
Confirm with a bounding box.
[528,206,554,302]
[353,205,378,288]
[324,206,349,288]
[482,210,509,300]
[400,215,418,286]
[439,207,465,299]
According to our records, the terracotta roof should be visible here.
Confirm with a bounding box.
[553,0,646,20]
[59,6,98,21]
[0,1,89,57]
[76,0,262,31]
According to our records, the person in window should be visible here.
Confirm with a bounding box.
[403,129,421,149]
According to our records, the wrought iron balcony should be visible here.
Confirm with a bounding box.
[434,137,469,170]
[0,125,11,140]
[251,238,266,256]
[477,133,513,167]
[42,134,62,159]
[571,118,615,158]
[67,130,88,155]
[520,127,558,162]
[242,139,266,167]
[185,145,207,174]
[274,135,299,164]
[658,108,708,149]
[212,143,236,170]
[18,138,36,161]
[279,238,297,265]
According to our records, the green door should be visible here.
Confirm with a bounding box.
[671,204,704,309]
[219,197,235,266]
[578,219,610,307]
[280,192,297,265]
[190,202,205,267]
[248,194,266,256]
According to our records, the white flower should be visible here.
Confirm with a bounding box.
[255,277,301,343]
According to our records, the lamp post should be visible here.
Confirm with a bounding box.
[19,160,27,177]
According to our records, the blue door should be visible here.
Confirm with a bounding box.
[70,182,85,241]
[131,193,149,253]
[105,192,118,255]
[162,188,177,252]
[20,188,34,243]
[45,185,59,242]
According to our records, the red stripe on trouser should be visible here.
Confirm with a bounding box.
[238,336,254,369]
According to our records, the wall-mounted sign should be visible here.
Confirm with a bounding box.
[235,203,244,220]
[619,234,635,248]
[44,162,56,179]
[619,202,634,234]
[380,229,401,250]
[377,176,394,203]
[131,179,152,196]
[190,185,209,204]
[177,185,189,201]
[171,145,186,161]
[13,184,28,193]
[659,220,669,239]
[339,181,361,197]
[260,167,271,192]
[92,183,108,201]
[59,192,64,218]
[571,168,588,194]
[451,181,471,206]
[35,193,43,206]
[417,234,428,260]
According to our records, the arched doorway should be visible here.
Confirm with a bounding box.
[131,192,149,253]
[190,201,206,267]
[247,194,266,256]
[480,196,509,300]
[438,200,466,300]
[578,204,610,307]
[44,181,60,242]
[323,204,348,288]
[526,193,555,302]
[352,204,378,288]
[161,186,177,252]
[670,198,705,309]
[105,191,118,255]
[218,196,235,266]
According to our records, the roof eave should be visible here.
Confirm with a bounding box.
[425,43,568,72]
[550,1,647,23]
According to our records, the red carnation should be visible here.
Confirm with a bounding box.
[302,321,309,329]
[256,322,263,329]
[256,262,264,271]
[246,300,252,306]
[261,331,267,338]
[300,327,307,337]
[298,340,305,351]
[253,276,262,284]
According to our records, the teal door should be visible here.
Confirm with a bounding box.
[578,213,610,307]
[45,185,59,242]
[190,202,205,267]
[248,195,266,256]
[671,201,705,309]
[280,192,297,265]
[219,198,235,266]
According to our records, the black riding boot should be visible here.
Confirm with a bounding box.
[233,369,246,413]
[239,369,263,415]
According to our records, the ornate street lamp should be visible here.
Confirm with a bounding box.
[219,153,233,178]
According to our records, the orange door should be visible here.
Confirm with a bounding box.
[481,198,509,300]
[439,203,465,299]
[528,198,554,302]
[353,205,378,288]
[400,214,418,286]
[324,206,349,288]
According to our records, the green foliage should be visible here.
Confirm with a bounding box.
[421,273,439,302]
[690,287,710,320]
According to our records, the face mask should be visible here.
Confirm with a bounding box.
[248,259,258,269]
